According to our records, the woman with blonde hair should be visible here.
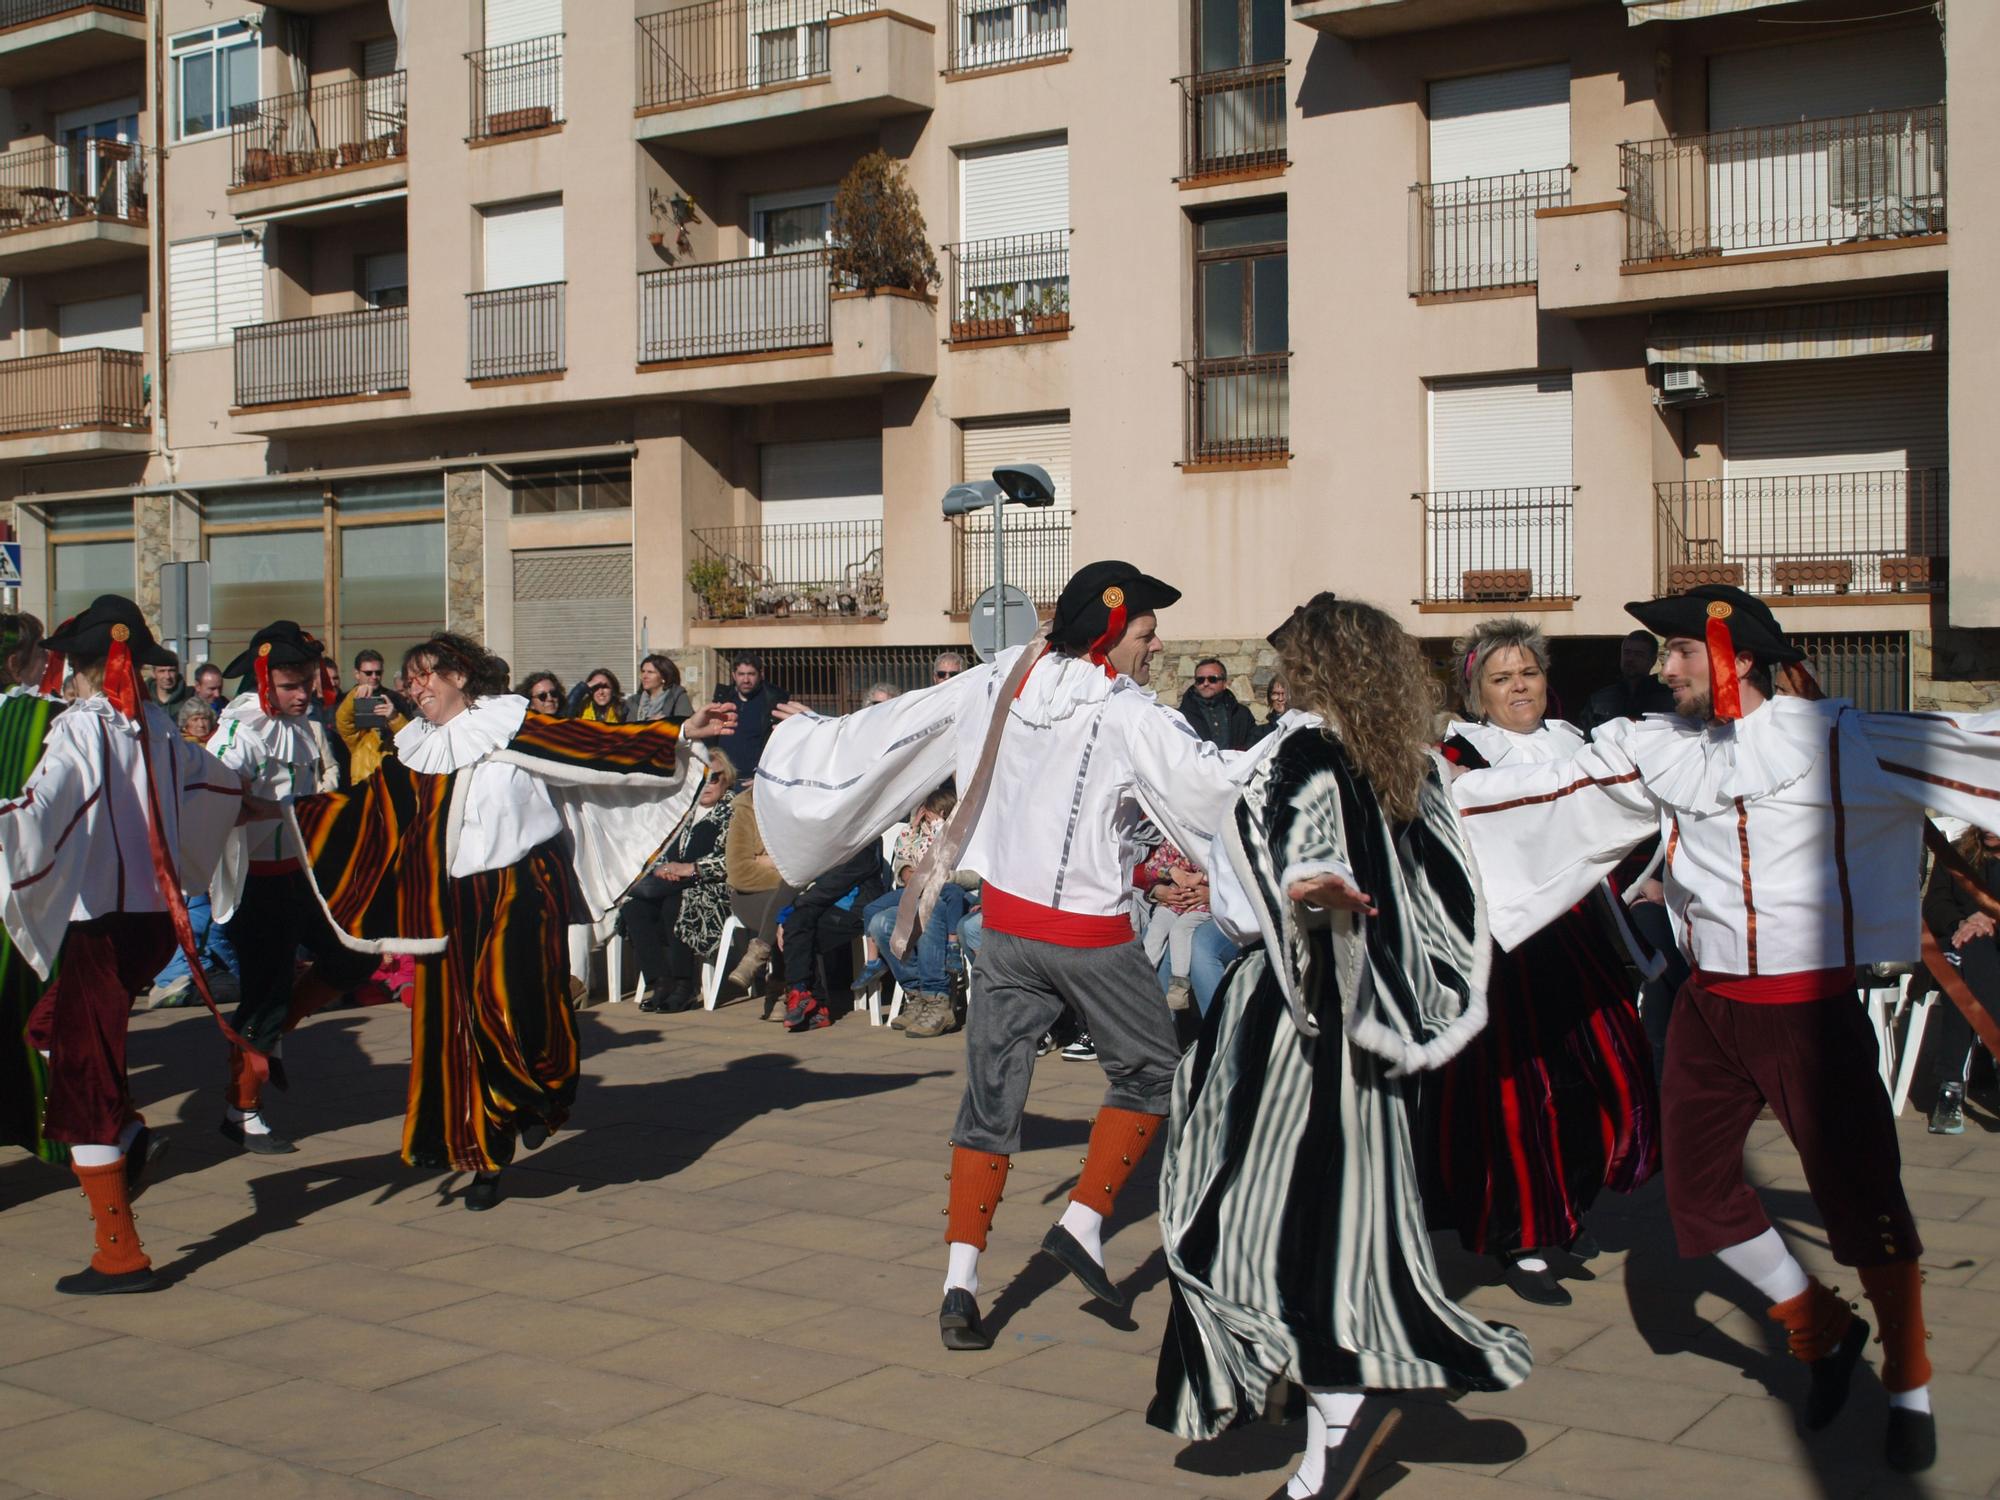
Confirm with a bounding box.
[1150,594,1530,1500]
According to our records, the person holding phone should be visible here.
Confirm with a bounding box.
[334,649,410,784]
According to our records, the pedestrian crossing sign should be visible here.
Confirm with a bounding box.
[0,542,20,589]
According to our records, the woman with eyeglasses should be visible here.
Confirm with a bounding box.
[285,631,734,1210]
[517,672,568,719]
[621,752,738,1013]
[577,668,626,724]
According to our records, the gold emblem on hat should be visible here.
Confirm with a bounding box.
[1102,586,1125,608]
[258,642,273,657]
[1706,600,1733,620]
[110,624,130,643]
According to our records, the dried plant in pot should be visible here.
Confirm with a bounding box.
[830,151,938,297]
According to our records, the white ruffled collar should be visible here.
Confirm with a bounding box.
[1447,717,1584,767]
[1006,645,1138,728]
[216,692,317,763]
[1623,695,1841,814]
[66,693,164,739]
[396,694,528,775]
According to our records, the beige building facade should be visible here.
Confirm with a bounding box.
[0,0,1986,715]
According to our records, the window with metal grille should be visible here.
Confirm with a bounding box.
[505,462,632,514]
[733,645,973,716]
[1791,631,1909,711]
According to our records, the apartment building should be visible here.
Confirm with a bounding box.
[0,0,1987,715]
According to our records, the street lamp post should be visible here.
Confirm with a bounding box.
[941,463,1057,656]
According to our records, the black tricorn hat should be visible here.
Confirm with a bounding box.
[1624,584,1804,665]
[43,594,177,669]
[221,620,327,680]
[1050,561,1180,650]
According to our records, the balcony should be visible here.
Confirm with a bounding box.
[635,2,933,157]
[229,73,408,218]
[689,519,885,622]
[1291,0,1588,39]
[1409,168,1569,298]
[0,141,147,274]
[0,1,145,89]
[468,35,563,143]
[1175,61,1287,184]
[944,230,1068,345]
[1540,108,1949,317]
[468,282,565,382]
[1418,487,1576,609]
[1179,353,1289,469]
[946,0,1068,76]
[232,306,409,411]
[0,347,147,460]
[950,506,1071,614]
[1654,470,1946,603]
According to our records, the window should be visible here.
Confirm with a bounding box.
[169,234,264,352]
[172,22,258,141]
[46,500,135,633]
[954,0,1068,71]
[750,189,834,257]
[201,490,327,668]
[340,481,446,671]
[1196,0,1282,73]
[506,461,633,515]
[748,1,829,86]
[362,252,409,310]
[481,197,563,289]
[1195,207,1287,360]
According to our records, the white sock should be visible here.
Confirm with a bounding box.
[1058,1199,1105,1266]
[1289,1389,1367,1497]
[70,1143,121,1167]
[115,1118,142,1151]
[944,1241,980,1296]
[1715,1227,1809,1305]
[1889,1384,1932,1413]
[225,1105,272,1136]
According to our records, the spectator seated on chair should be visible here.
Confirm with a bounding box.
[1136,836,1218,1015]
[722,782,787,1001]
[860,787,974,1038]
[779,840,885,1033]
[620,752,738,1013]
[1919,823,2000,1135]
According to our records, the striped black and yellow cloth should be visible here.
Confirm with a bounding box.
[0,690,63,1164]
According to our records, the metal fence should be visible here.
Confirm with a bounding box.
[1408,167,1571,295]
[231,72,407,188]
[1180,352,1289,464]
[638,0,867,108]
[640,248,833,363]
[1789,631,1911,712]
[950,506,1071,612]
[944,230,1068,340]
[740,645,972,715]
[468,282,566,381]
[0,0,143,22]
[468,34,564,140]
[0,348,145,436]
[1653,469,1947,597]
[0,141,148,230]
[233,306,409,407]
[946,0,1068,74]
[1620,106,1945,264]
[1176,60,1287,179]
[1418,487,1577,603]
[689,519,885,619]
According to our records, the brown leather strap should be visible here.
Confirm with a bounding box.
[890,633,1047,960]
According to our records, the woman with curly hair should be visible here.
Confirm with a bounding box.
[1149,594,1531,1500]
[285,631,734,1208]
[1423,619,1660,1306]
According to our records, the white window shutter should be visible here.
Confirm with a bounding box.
[1707,27,1944,129]
[57,294,144,352]
[959,135,1069,243]
[484,0,562,48]
[169,238,218,350]
[1724,354,1946,477]
[961,416,1071,505]
[759,439,884,525]
[482,197,564,288]
[1428,374,1573,491]
[214,234,264,337]
[1429,64,1570,182]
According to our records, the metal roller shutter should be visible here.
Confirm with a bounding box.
[759,438,883,525]
[1428,64,1569,181]
[362,35,398,77]
[57,294,143,352]
[959,135,1069,242]
[512,545,633,691]
[169,234,262,351]
[961,416,1071,504]
[1725,354,1947,476]
[483,197,563,289]
[484,0,561,47]
[1707,26,1943,129]
[1428,373,1572,489]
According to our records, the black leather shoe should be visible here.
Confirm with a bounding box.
[464,1173,501,1212]
[1885,1405,1937,1473]
[219,1117,297,1154]
[1041,1223,1126,1309]
[1297,1401,1403,1500]
[55,1264,158,1296]
[520,1120,549,1151]
[939,1287,992,1351]
[123,1126,167,1198]
[1805,1314,1870,1430]
[1566,1228,1601,1261]
[1499,1254,1571,1307]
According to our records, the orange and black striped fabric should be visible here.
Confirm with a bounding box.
[292,757,454,947]
[505,710,685,780]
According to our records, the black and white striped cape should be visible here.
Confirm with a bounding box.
[1149,720,1533,1441]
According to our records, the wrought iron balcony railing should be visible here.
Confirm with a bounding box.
[1180,352,1289,465]
[468,282,565,381]
[638,0,870,109]
[1418,486,1576,604]
[233,306,409,407]
[0,0,143,23]
[640,248,834,364]
[1176,60,1287,180]
[0,141,148,231]
[689,519,885,620]
[1408,167,1570,295]
[946,0,1068,74]
[944,230,1068,342]
[468,34,564,141]
[950,505,1070,613]
[231,71,407,188]
[0,348,145,437]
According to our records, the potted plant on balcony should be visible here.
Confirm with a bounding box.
[647,189,700,258]
[339,142,365,168]
[951,287,1012,343]
[687,557,731,619]
[830,151,938,297]
[1027,284,1069,335]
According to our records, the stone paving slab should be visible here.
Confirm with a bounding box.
[0,998,1996,1500]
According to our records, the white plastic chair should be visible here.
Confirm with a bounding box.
[568,923,632,1004]
[852,824,909,1024]
[1863,971,1936,1116]
[703,914,748,1012]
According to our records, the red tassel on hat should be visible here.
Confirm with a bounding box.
[302,631,339,707]
[253,643,275,716]
[102,626,142,722]
[1705,604,1743,722]
[37,648,65,697]
[1086,601,1129,681]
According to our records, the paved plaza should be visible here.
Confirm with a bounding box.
[0,996,1995,1500]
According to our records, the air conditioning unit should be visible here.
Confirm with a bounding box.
[1658,365,1709,404]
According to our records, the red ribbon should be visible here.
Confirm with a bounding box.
[37,615,73,696]
[253,650,273,716]
[1085,603,1128,680]
[1706,614,1742,722]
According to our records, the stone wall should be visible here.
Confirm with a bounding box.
[443,470,483,639]
[667,647,709,704]
[1160,638,1283,724]
[133,493,174,629]
[1913,627,2000,714]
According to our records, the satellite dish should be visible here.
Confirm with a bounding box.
[969,585,1039,664]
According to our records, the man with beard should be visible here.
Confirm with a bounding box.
[1447,583,2000,1476]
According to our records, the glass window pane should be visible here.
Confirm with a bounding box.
[203,489,322,526]
[52,540,133,630]
[180,51,215,137]
[1252,255,1288,352]
[581,468,633,510]
[1198,0,1241,73]
[763,202,828,255]
[510,473,571,514]
[223,41,259,125]
[336,475,441,515]
[1200,260,1245,358]
[1250,0,1284,65]
[1199,209,1287,250]
[208,529,325,671]
[340,521,445,672]
[43,499,134,533]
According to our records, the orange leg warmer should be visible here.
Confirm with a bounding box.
[228,970,347,1112]
[1069,1106,1166,1213]
[944,1146,1011,1249]
[73,1159,150,1277]
[1859,1261,1933,1393]
[1766,1277,1855,1363]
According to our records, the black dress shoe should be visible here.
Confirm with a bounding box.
[123,1126,167,1198]
[520,1120,549,1151]
[1804,1315,1870,1430]
[1295,1401,1403,1500]
[1566,1228,1601,1261]
[55,1264,158,1296]
[1499,1253,1571,1307]
[219,1118,297,1154]
[1885,1405,1937,1473]
[1041,1223,1126,1309]
[464,1173,501,1211]
[939,1287,992,1351]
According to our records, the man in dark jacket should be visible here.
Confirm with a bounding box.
[1582,631,1675,731]
[778,840,885,1033]
[710,654,793,780]
[1178,658,1255,752]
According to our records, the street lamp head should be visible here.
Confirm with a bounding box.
[941,479,1004,517]
[992,463,1056,507]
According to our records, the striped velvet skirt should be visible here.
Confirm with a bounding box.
[402,839,579,1173]
[0,691,61,1165]
[1423,901,1660,1256]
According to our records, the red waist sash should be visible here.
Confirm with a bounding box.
[1692,966,1857,1004]
[981,885,1133,949]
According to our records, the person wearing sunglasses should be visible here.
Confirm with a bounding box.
[335,649,412,785]
[1177,657,1255,753]
[932,651,966,684]
[577,668,626,724]
[622,752,739,1014]
[516,671,568,720]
